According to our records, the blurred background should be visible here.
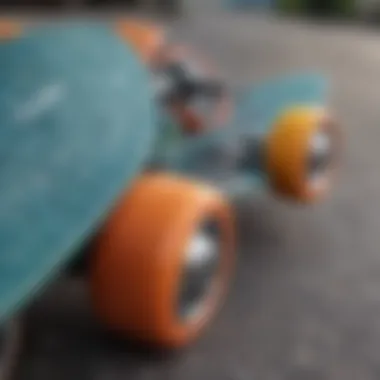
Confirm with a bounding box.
[0,0,379,20]
[2,1,380,380]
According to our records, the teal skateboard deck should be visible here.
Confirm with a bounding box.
[0,23,156,321]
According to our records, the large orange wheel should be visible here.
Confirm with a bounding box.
[267,106,340,203]
[114,19,166,65]
[90,173,235,348]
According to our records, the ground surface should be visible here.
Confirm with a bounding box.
[12,11,380,380]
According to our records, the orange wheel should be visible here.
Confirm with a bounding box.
[267,106,340,203]
[0,19,22,40]
[114,19,166,65]
[90,173,235,348]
